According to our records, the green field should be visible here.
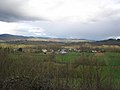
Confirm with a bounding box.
[0,44,120,90]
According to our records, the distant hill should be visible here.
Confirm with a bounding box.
[0,34,28,40]
[0,34,89,43]
[90,39,120,46]
[0,34,120,45]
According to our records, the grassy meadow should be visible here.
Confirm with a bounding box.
[0,43,120,90]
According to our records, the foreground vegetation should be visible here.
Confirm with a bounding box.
[0,43,120,90]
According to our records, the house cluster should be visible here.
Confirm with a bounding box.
[13,47,105,54]
[41,48,105,54]
[41,48,67,55]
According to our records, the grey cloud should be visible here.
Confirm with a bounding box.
[0,10,43,22]
[0,0,44,22]
[30,18,120,40]
[0,0,120,40]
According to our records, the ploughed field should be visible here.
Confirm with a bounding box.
[0,44,120,90]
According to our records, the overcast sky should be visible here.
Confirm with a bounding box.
[0,0,120,40]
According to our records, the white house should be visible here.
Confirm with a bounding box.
[60,49,67,54]
[42,49,47,54]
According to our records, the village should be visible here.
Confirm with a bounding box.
[12,46,105,55]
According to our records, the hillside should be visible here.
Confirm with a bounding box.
[0,34,28,40]
[0,34,89,43]
[90,39,120,46]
